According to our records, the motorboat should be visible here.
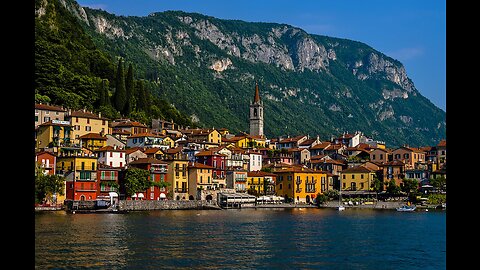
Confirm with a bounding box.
[396,205,416,212]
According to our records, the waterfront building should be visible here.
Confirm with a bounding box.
[249,82,264,136]
[35,103,67,128]
[127,158,169,200]
[340,165,376,192]
[96,165,121,199]
[195,150,227,189]
[95,145,126,168]
[164,148,190,200]
[247,171,277,196]
[226,170,248,192]
[436,140,446,169]
[57,152,98,201]
[188,162,215,200]
[273,165,325,204]
[65,109,109,144]
[36,151,57,175]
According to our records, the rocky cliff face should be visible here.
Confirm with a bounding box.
[49,0,446,147]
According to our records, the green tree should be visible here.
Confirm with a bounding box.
[386,179,401,195]
[401,178,419,195]
[315,193,328,206]
[430,176,446,191]
[35,165,65,204]
[113,59,127,113]
[135,80,147,112]
[370,174,383,193]
[123,167,170,197]
[124,63,135,116]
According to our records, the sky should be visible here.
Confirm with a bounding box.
[77,0,446,112]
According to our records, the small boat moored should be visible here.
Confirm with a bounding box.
[396,205,416,212]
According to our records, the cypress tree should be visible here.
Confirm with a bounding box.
[124,63,135,116]
[113,59,126,114]
[135,80,146,112]
[102,79,110,106]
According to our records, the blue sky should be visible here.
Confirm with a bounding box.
[77,0,446,112]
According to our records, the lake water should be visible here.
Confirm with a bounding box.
[35,208,446,269]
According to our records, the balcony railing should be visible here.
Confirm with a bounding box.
[306,188,316,193]
[295,179,302,185]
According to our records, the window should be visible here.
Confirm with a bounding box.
[120,162,123,167]
[360,183,364,189]
[200,176,203,183]
[352,175,355,179]
[35,116,38,122]
[120,152,123,158]
[92,162,95,171]
[110,162,112,167]
[361,174,364,179]
[87,118,90,124]
[150,193,154,200]
[44,116,50,122]
[372,154,376,160]
[110,152,113,157]
[380,154,383,160]
[133,139,137,144]
[342,183,346,189]
[102,120,105,125]
[288,184,291,189]
[76,117,78,123]
[85,126,91,131]
[343,175,346,179]
[279,184,282,190]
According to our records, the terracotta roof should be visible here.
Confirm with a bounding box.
[36,150,57,157]
[195,150,226,157]
[342,166,374,174]
[310,142,331,150]
[254,81,261,102]
[113,129,131,135]
[310,154,326,160]
[380,160,405,166]
[279,135,307,144]
[325,144,343,150]
[114,121,148,128]
[68,110,108,120]
[129,158,168,165]
[143,148,164,154]
[125,147,145,155]
[299,139,316,146]
[164,147,183,154]
[127,133,162,139]
[287,147,308,152]
[35,103,66,112]
[437,140,446,147]
[79,133,107,140]
[247,171,277,177]
[188,162,214,169]
[95,146,126,152]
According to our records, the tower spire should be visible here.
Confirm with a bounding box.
[254,81,260,103]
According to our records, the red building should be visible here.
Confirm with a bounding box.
[195,150,227,189]
[97,165,121,199]
[35,151,56,175]
[127,158,169,200]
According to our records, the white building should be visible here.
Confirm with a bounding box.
[96,146,127,168]
[248,151,262,172]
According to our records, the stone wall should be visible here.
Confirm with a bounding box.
[118,200,220,211]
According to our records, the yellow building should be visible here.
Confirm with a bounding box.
[183,128,222,145]
[188,162,215,200]
[36,120,74,152]
[162,136,175,148]
[56,152,98,201]
[66,110,109,144]
[166,153,190,200]
[340,165,376,191]
[79,133,107,151]
[247,171,276,196]
[274,166,326,204]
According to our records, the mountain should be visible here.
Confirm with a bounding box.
[37,0,446,147]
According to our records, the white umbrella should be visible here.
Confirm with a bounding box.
[138,193,145,199]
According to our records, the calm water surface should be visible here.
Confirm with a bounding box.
[35,208,446,269]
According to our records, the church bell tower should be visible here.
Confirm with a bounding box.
[249,81,264,136]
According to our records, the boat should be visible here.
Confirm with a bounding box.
[396,205,416,212]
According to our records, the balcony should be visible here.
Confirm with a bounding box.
[306,188,316,193]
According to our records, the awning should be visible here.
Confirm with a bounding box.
[131,194,138,198]
[160,193,166,198]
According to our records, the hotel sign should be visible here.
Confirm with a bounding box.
[52,120,70,125]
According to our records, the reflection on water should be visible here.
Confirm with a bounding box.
[36,208,446,269]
